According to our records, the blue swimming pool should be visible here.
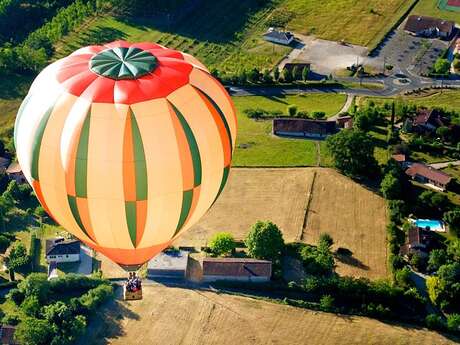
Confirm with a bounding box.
[414,219,444,231]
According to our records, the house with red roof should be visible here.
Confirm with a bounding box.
[405,163,452,191]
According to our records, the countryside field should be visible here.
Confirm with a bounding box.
[276,0,416,48]
[78,285,458,345]
[303,169,388,279]
[232,94,346,166]
[178,168,388,280]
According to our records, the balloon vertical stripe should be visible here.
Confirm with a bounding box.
[75,111,91,198]
[30,104,55,181]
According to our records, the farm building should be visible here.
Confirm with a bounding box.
[403,108,444,133]
[391,154,409,168]
[5,162,26,184]
[336,115,353,129]
[404,15,454,38]
[405,163,452,191]
[0,325,17,345]
[273,118,337,139]
[147,250,189,279]
[263,27,294,45]
[202,258,272,283]
[45,238,80,263]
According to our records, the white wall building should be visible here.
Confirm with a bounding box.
[45,238,80,263]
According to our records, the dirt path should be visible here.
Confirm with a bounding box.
[329,94,354,120]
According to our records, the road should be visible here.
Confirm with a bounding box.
[429,160,460,169]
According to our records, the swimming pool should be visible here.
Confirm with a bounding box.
[414,219,445,232]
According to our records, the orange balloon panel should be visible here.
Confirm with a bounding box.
[14,41,237,266]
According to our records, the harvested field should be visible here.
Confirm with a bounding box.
[176,168,315,246]
[79,285,458,345]
[303,169,388,279]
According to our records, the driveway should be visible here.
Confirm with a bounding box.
[429,160,460,169]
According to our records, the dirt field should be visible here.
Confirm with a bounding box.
[79,285,458,345]
[303,169,388,279]
[176,168,315,246]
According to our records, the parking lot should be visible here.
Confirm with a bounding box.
[371,26,449,76]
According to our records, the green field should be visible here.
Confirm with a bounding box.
[412,0,460,23]
[55,1,291,75]
[276,0,415,48]
[232,94,346,166]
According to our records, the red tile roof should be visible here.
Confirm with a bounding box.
[392,154,406,162]
[406,163,452,185]
[6,162,21,174]
[202,258,272,277]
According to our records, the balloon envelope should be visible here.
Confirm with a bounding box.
[14,41,237,267]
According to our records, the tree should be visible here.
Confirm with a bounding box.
[15,317,52,345]
[434,58,450,75]
[319,295,334,311]
[292,65,302,80]
[318,233,333,250]
[302,66,310,81]
[428,249,448,272]
[326,129,379,178]
[245,221,284,261]
[273,68,280,81]
[262,69,273,83]
[21,295,41,317]
[394,267,412,288]
[444,209,460,236]
[380,173,402,200]
[282,68,293,83]
[436,126,450,142]
[209,232,235,256]
[410,252,426,272]
[5,242,29,281]
[287,105,298,117]
[247,68,260,83]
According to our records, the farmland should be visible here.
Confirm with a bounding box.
[78,285,458,345]
[232,94,346,166]
[274,0,415,48]
[178,168,389,280]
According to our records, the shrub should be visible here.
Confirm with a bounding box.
[447,314,460,332]
[209,232,236,256]
[425,314,446,331]
[79,284,114,311]
[287,105,298,117]
[0,234,11,252]
[21,295,41,317]
[6,288,24,305]
[1,314,19,326]
[312,111,326,119]
[319,295,335,311]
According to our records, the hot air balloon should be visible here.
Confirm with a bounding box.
[14,40,237,270]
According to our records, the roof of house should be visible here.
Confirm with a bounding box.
[202,258,272,277]
[273,118,337,135]
[406,163,452,185]
[0,157,10,170]
[0,325,17,345]
[263,28,293,42]
[147,250,189,271]
[283,63,311,72]
[404,15,454,34]
[46,238,80,256]
[408,227,422,245]
[6,162,21,174]
[391,154,406,162]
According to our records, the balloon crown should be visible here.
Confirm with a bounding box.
[90,46,158,80]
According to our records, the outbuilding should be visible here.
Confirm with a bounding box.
[263,27,294,45]
[273,118,337,139]
[202,257,272,283]
[147,250,189,280]
[404,15,454,38]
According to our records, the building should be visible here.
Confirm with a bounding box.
[0,157,10,173]
[391,154,410,168]
[202,258,272,283]
[45,238,80,263]
[404,15,454,38]
[400,227,433,258]
[5,162,27,184]
[273,118,337,139]
[336,115,353,129]
[0,325,17,345]
[404,108,444,133]
[263,27,294,45]
[405,163,452,191]
[147,250,189,279]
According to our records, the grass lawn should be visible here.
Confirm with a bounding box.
[277,0,415,48]
[411,0,460,23]
[232,94,346,166]
[54,1,291,75]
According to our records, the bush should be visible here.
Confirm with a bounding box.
[312,111,326,119]
[319,295,335,311]
[425,314,446,331]
[79,284,114,312]
[447,314,460,332]
[6,288,24,305]
[2,313,20,326]
[209,232,236,256]
[0,234,11,252]
[394,267,412,288]
[21,295,41,317]
[287,105,298,117]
